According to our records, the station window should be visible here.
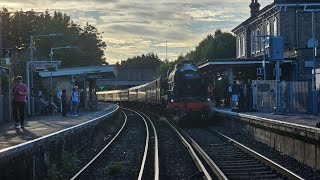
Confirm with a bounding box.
[256,28,261,53]
[251,31,255,55]
[273,17,278,36]
[266,20,270,48]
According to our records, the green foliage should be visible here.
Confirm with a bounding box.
[157,59,174,75]
[119,53,161,70]
[108,162,122,175]
[44,163,62,180]
[61,150,79,173]
[0,8,107,74]
[185,29,236,64]
[157,30,236,76]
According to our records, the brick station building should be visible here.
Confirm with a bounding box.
[232,0,320,81]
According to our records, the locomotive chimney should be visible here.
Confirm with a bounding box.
[249,0,260,17]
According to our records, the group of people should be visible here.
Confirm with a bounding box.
[228,79,253,112]
[11,75,81,129]
[39,86,80,117]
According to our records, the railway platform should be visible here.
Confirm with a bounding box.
[214,107,320,128]
[0,102,118,151]
[213,107,320,170]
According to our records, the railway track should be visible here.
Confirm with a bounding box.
[183,127,304,180]
[70,108,159,179]
[70,107,304,179]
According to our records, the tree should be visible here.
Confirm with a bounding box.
[184,30,236,64]
[0,8,107,72]
[120,53,161,70]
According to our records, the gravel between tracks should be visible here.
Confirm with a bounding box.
[154,117,203,180]
[212,125,320,180]
[71,110,145,179]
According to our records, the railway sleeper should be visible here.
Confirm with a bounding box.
[226,170,280,176]
[218,163,266,169]
[222,166,272,173]
[215,159,259,164]
[227,174,282,180]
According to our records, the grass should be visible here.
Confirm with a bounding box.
[61,150,79,173]
[108,162,122,175]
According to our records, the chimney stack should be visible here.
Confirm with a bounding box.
[249,0,260,17]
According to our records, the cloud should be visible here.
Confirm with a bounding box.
[1,0,274,63]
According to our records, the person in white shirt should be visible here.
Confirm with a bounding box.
[71,86,80,117]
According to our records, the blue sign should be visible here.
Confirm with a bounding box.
[2,48,12,58]
[0,66,9,75]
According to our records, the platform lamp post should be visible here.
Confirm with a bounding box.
[49,46,77,103]
[306,9,320,115]
[296,8,320,115]
[257,35,273,80]
[27,33,63,117]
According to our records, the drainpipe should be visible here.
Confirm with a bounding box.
[296,10,299,48]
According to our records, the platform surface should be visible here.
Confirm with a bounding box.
[0,103,118,151]
[214,107,320,128]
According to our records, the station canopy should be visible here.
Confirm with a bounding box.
[39,65,118,78]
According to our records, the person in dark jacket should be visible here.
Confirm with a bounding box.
[61,89,67,117]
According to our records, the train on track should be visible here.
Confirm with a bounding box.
[97,62,214,123]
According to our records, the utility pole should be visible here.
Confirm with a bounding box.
[166,41,167,61]
[311,11,318,115]
[27,33,63,116]
[49,46,76,103]
[257,35,272,80]
[270,36,285,115]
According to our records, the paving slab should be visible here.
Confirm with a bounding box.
[0,103,118,150]
[214,107,320,128]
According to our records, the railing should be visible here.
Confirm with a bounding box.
[253,80,312,113]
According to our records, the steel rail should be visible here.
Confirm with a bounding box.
[212,129,304,180]
[136,110,159,180]
[70,110,128,180]
[165,121,212,180]
[122,108,150,180]
[180,129,228,180]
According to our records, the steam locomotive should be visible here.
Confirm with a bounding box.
[97,62,214,123]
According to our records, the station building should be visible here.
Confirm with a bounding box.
[199,0,320,113]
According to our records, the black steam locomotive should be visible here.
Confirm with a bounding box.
[97,62,213,122]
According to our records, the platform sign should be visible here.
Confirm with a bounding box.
[35,66,56,72]
[0,66,10,75]
[87,74,102,79]
[269,37,284,63]
[257,68,263,75]
[2,48,12,58]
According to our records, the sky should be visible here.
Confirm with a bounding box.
[1,0,273,64]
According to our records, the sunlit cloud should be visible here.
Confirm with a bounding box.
[0,0,273,63]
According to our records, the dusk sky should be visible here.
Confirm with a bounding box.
[1,0,273,64]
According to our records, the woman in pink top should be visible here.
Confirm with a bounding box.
[11,76,28,129]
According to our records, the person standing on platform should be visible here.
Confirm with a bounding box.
[207,83,214,105]
[61,89,67,117]
[11,76,28,129]
[71,86,79,117]
[57,89,63,113]
[246,79,253,111]
[231,79,240,111]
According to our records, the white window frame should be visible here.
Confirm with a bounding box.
[256,28,261,53]
[266,20,270,48]
[251,31,255,55]
[237,36,241,58]
[241,35,245,57]
[273,17,278,36]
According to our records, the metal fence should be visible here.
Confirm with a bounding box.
[252,80,312,113]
